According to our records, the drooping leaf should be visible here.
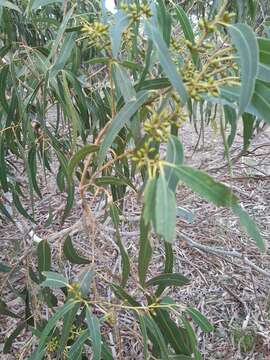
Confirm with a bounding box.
[168,165,238,207]
[146,273,190,288]
[138,214,152,286]
[165,135,184,191]
[154,309,192,355]
[78,270,94,298]
[58,302,80,359]
[41,271,68,289]
[155,173,176,243]
[145,21,188,105]
[110,11,131,57]
[98,91,149,166]
[228,24,258,116]
[143,177,157,224]
[63,236,90,265]
[33,302,75,359]
[137,313,149,359]
[186,308,213,333]
[174,6,199,66]
[68,144,99,178]
[144,314,170,359]
[37,240,51,272]
[242,112,255,150]
[232,204,266,252]
[114,63,136,103]
[86,307,102,360]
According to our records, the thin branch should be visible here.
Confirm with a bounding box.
[178,231,270,279]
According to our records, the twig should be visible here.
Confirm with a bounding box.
[178,231,270,279]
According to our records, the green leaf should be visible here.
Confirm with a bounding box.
[95,176,126,187]
[0,261,11,273]
[110,11,131,57]
[146,273,190,288]
[138,214,152,286]
[110,283,140,307]
[249,80,270,123]
[34,302,75,359]
[78,270,94,298]
[68,144,99,177]
[37,240,51,272]
[63,236,90,265]
[220,82,270,124]
[86,307,102,360]
[156,242,174,297]
[165,135,184,191]
[144,314,170,360]
[232,204,265,252]
[154,309,191,355]
[228,24,258,116]
[0,0,21,13]
[98,91,149,166]
[68,330,88,360]
[186,308,213,333]
[174,6,199,67]
[145,21,188,105]
[114,63,136,103]
[242,112,255,150]
[58,302,81,359]
[181,315,201,359]
[143,177,157,224]
[155,173,176,243]
[169,165,238,207]
[137,313,149,359]
[41,271,68,288]
[258,37,270,65]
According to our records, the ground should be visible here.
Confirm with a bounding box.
[0,118,269,359]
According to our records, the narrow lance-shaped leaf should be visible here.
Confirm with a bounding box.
[114,63,136,103]
[186,308,213,333]
[175,5,199,66]
[146,273,190,288]
[228,24,258,116]
[37,240,51,272]
[41,271,68,289]
[155,173,176,243]
[138,213,152,286]
[165,135,184,191]
[145,21,188,105]
[110,11,131,57]
[166,164,238,207]
[98,91,149,166]
[233,204,266,252]
[63,236,90,265]
[86,307,102,360]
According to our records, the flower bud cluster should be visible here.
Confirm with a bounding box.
[120,3,152,21]
[81,20,110,50]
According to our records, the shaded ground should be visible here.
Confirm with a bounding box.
[0,117,270,359]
